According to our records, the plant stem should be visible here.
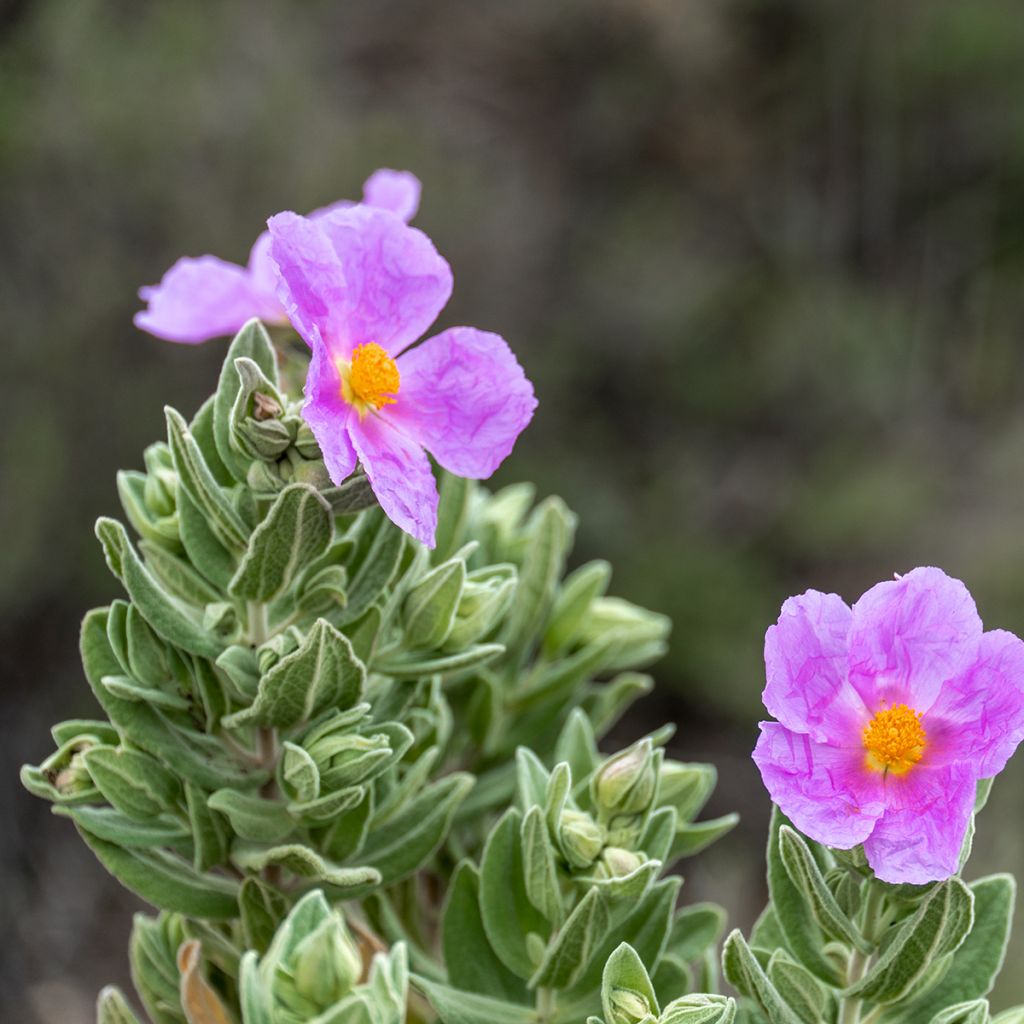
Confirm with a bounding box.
[536,987,556,1022]
[838,882,885,1024]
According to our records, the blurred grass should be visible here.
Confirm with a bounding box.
[4,0,1024,1017]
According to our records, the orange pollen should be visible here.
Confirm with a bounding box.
[863,703,926,775]
[343,343,400,412]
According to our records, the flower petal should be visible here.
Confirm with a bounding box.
[267,211,351,356]
[362,168,422,223]
[925,629,1024,778]
[763,591,867,745]
[848,567,983,712]
[246,231,289,321]
[752,723,884,849]
[389,327,537,479]
[863,762,975,884]
[315,205,453,357]
[348,411,438,548]
[302,330,357,485]
[135,256,263,344]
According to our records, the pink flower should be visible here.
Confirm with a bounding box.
[753,567,1024,884]
[267,204,536,548]
[134,169,421,344]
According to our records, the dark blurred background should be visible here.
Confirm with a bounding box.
[6,0,1024,1018]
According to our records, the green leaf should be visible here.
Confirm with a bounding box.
[501,497,575,661]
[567,877,682,1002]
[441,861,531,1004]
[883,875,1015,1023]
[231,842,380,892]
[583,671,654,739]
[139,540,222,608]
[554,709,599,784]
[360,773,473,884]
[670,814,739,860]
[84,745,180,819]
[339,508,406,624]
[82,610,260,791]
[777,826,868,952]
[129,912,186,1024]
[521,805,564,924]
[667,903,728,963]
[414,978,536,1024]
[186,782,230,871]
[213,319,279,482]
[433,471,473,563]
[479,809,553,979]
[238,951,274,1024]
[531,887,610,990]
[178,489,237,591]
[373,642,505,679]
[543,559,611,656]
[600,942,660,1022]
[765,808,839,985]
[229,483,333,601]
[722,929,801,1024]
[658,762,717,824]
[190,393,234,485]
[117,470,181,552]
[767,952,827,1024]
[78,826,239,918]
[96,519,223,659]
[56,806,190,849]
[403,557,466,649]
[207,789,295,844]
[97,986,145,1024]
[846,878,974,1005]
[222,618,365,729]
[926,1002,991,1024]
[318,790,374,862]
[238,878,289,955]
[165,406,250,552]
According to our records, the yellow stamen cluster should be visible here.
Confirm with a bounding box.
[863,703,926,775]
[340,342,400,416]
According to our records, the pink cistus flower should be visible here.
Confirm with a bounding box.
[753,566,1024,884]
[134,169,421,344]
[267,204,537,548]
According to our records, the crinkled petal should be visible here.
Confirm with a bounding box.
[362,168,422,223]
[246,231,289,322]
[135,256,262,344]
[315,205,453,357]
[752,723,885,849]
[267,212,350,357]
[301,329,357,485]
[389,327,537,479]
[764,591,867,745]
[348,411,438,548]
[848,567,982,712]
[863,762,975,884]
[925,629,1024,778]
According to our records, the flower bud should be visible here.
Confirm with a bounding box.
[51,746,94,796]
[661,994,736,1024]
[608,988,655,1024]
[247,458,284,495]
[596,846,644,879]
[593,740,656,819]
[290,457,332,489]
[294,419,322,461]
[558,810,605,869]
[234,415,292,461]
[291,913,362,1009]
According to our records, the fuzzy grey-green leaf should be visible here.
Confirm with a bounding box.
[222,618,365,729]
[229,483,333,601]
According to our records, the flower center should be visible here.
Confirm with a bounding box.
[340,343,400,415]
[863,703,926,775]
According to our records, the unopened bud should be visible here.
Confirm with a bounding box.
[597,846,644,879]
[290,457,332,489]
[50,745,94,796]
[558,810,605,869]
[235,416,292,460]
[294,420,322,461]
[292,913,362,1008]
[593,740,656,818]
[247,459,284,495]
[609,988,654,1024]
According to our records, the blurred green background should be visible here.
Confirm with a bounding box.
[6,0,1024,1018]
